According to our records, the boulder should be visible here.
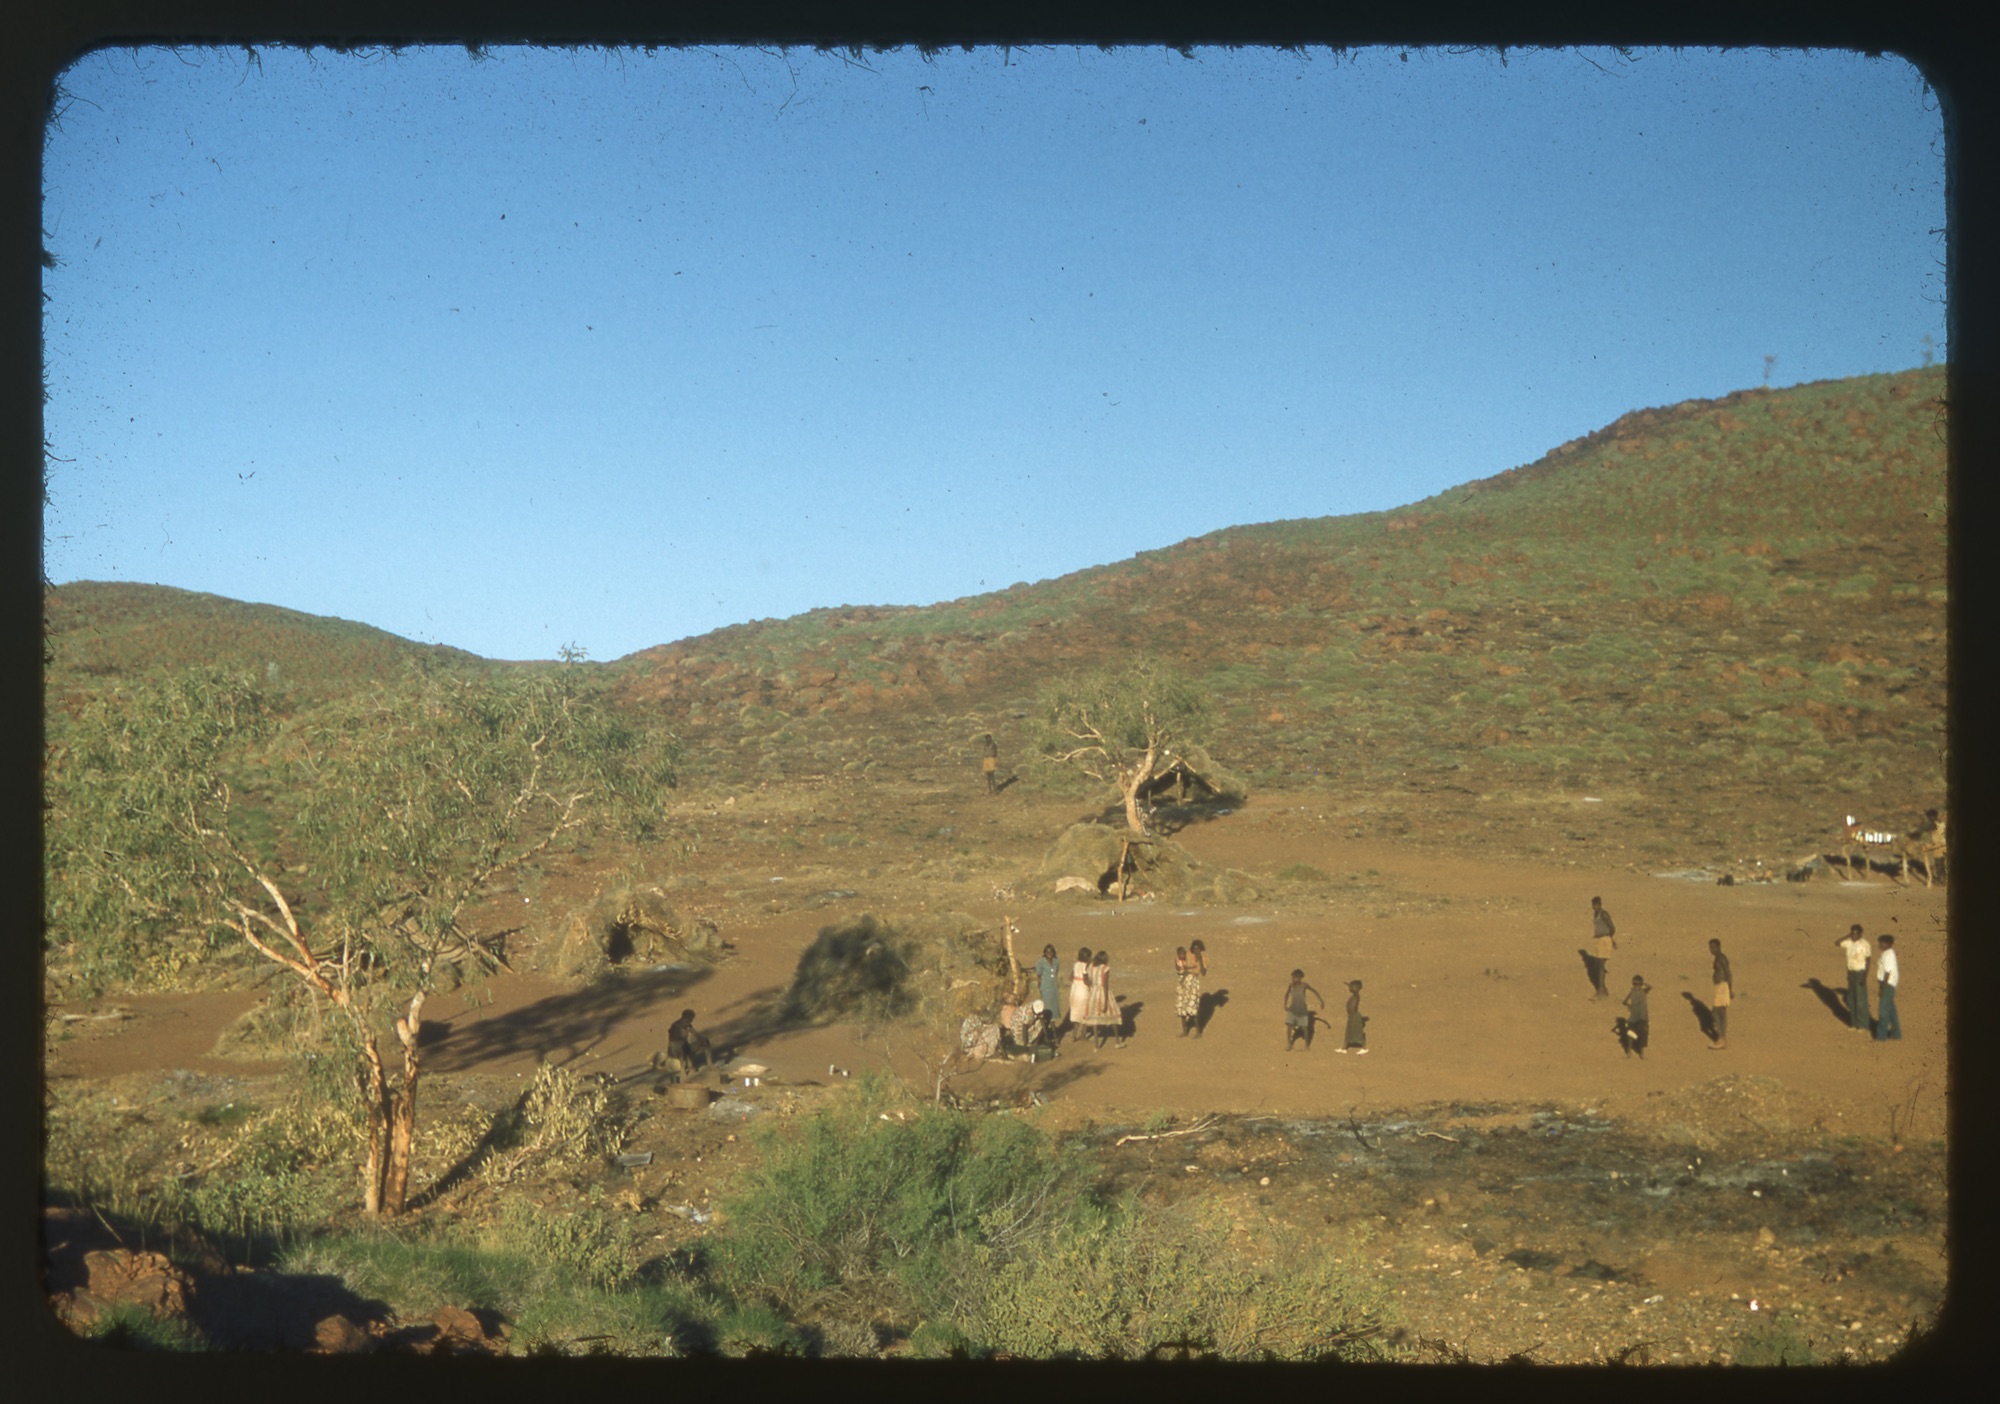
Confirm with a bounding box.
[312,1313,376,1354]
[57,1248,197,1332]
[1036,823,1232,902]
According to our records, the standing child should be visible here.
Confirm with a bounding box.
[1066,946,1092,1044]
[1621,975,1652,1059]
[1708,938,1733,1049]
[1283,969,1324,1051]
[1175,940,1208,1037]
[1588,897,1617,1000]
[1086,950,1125,1049]
[1340,980,1368,1054]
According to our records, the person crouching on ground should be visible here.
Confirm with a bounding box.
[1283,969,1324,1051]
[1339,980,1368,1054]
[666,1008,714,1072]
[1008,998,1052,1055]
[1620,975,1651,1059]
[960,1010,1004,1064]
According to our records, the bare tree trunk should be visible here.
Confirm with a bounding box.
[359,1037,390,1217]
[379,992,426,1216]
[1120,741,1158,834]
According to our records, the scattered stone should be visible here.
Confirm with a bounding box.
[313,1313,375,1354]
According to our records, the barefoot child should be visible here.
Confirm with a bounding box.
[1620,974,1651,1059]
[1340,980,1368,1054]
[1283,969,1324,1051]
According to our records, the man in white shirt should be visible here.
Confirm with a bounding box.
[1835,924,1872,1034]
[1873,935,1902,1042]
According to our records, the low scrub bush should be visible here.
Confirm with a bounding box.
[82,1301,209,1352]
[711,1083,1095,1328]
[492,1194,639,1290]
[1733,1311,1822,1366]
[951,1199,1397,1361]
[284,1217,726,1357]
[479,1062,632,1184]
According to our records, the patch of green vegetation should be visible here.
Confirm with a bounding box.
[1733,1311,1822,1366]
[284,1217,729,1357]
[1276,863,1331,883]
[82,1302,210,1352]
[955,1201,1396,1361]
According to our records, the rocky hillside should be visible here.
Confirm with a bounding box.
[46,367,1948,875]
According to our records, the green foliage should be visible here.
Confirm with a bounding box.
[154,1155,347,1258]
[1035,656,1210,764]
[284,1219,726,1357]
[45,1081,358,1265]
[1033,657,1214,830]
[1733,1311,1823,1366]
[45,660,677,998]
[956,1200,1396,1360]
[43,667,278,991]
[493,1194,639,1290]
[478,1063,632,1183]
[44,1094,174,1228]
[82,1302,209,1352]
[712,1085,1095,1325]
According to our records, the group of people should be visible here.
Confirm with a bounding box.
[1282,970,1367,1053]
[1586,896,1666,1056]
[672,895,1914,1086]
[969,940,1219,1058]
[1834,924,1905,1041]
[1588,896,1732,1054]
[1586,897,1910,1059]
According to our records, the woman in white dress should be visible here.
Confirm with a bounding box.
[1066,946,1092,1044]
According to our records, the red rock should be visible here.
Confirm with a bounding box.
[80,1248,194,1319]
[313,1313,374,1354]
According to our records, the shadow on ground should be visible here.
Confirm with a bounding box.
[420,966,714,1073]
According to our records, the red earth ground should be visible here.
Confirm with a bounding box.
[44,789,1949,1364]
[47,789,1946,1148]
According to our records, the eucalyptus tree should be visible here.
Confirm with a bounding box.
[45,660,677,1215]
[1032,659,1211,835]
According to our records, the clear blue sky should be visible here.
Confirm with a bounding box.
[41,44,1945,662]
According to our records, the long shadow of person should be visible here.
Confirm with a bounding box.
[1576,948,1605,997]
[1118,998,1145,1042]
[1681,990,1717,1042]
[1196,988,1229,1036]
[1801,978,1856,1028]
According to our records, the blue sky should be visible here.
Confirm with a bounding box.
[41,44,1945,662]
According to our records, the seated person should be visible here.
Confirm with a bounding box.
[666,1007,714,1072]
